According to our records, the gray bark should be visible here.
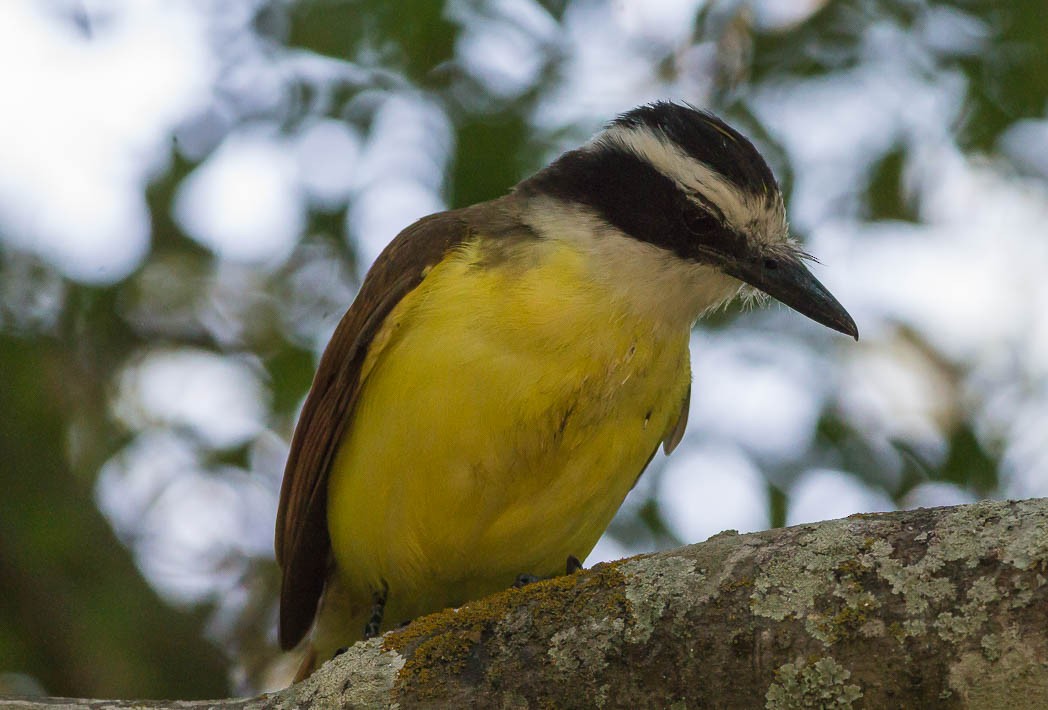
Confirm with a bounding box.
[5,498,1048,709]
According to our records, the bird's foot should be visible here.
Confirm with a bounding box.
[362,581,388,640]
[513,555,584,588]
[513,573,541,588]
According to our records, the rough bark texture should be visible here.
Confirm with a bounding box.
[5,498,1048,709]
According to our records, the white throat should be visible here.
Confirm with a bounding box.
[522,196,743,331]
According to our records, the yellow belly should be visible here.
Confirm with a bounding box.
[324,239,691,644]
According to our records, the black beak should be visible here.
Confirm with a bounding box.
[724,255,858,339]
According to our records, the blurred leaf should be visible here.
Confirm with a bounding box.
[814,412,892,487]
[0,334,226,698]
[450,111,530,207]
[287,0,457,84]
[939,424,999,495]
[266,345,318,416]
[748,1,863,82]
[286,0,361,61]
[954,0,1048,150]
[768,484,788,529]
[867,146,919,222]
[637,497,684,549]
[890,438,938,499]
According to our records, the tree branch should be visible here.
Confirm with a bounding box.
[5,498,1048,708]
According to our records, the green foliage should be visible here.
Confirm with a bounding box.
[0,0,1045,697]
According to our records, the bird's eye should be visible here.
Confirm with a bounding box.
[764,258,778,270]
[683,209,716,235]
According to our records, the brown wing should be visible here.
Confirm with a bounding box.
[629,384,692,493]
[275,210,474,650]
[662,382,691,455]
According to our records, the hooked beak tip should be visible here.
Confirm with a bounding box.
[838,313,859,341]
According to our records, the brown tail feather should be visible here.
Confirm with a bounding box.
[291,643,318,684]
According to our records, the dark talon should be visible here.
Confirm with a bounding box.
[513,573,540,588]
[333,646,348,658]
[362,580,388,639]
[566,555,583,574]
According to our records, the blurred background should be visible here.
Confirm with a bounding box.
[1,0,1046,698]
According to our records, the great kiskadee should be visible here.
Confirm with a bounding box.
[275,102,857,677]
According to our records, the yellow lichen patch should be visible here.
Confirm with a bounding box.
[384,562,631,702]
[826,605,869,643]
[525,559,632,625]
[720,575,755,594]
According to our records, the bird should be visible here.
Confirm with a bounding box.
[274,101,857,679]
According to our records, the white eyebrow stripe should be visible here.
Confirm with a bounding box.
[596,124,787,246]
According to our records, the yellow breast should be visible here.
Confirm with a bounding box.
[324,237,692,640]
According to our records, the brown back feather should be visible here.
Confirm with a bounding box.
[274,210,473,650]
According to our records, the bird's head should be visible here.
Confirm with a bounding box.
[518,102,857,339]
